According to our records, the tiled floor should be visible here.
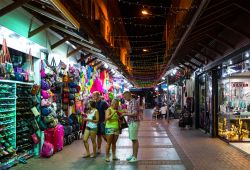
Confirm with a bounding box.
[12,109,250,170]
[13,109,187,170]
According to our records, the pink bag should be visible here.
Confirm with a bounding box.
[44,128,55,144]
[53,124,64,152]
[41,99,52,107]
[41,90,51,99]
[31,133,39,144]
[41,141,54,158]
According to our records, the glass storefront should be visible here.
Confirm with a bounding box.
[218,53,250,142]
[198,74,212,132]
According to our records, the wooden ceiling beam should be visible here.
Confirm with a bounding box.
[183,58,201,68]
[180,62,195,70]
[28,21,55,38]
[191,49,214,61]
[205,34,234,49]
[93,61,102,67]
[67,46,84,57]
[51,36,71,50]
[186,54,205,64]
[77,53,92,63]
[0,0,31,17]
[218,21,250,39]
[86,57,98,65]
[198,43,223,56]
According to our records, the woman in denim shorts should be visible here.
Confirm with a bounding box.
[105,99,120,162]
[83,100,99,158]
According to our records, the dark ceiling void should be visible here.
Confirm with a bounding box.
[173,0,250,74]
[117,0,170,83]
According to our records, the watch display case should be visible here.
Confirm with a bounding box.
[218,76,250,142]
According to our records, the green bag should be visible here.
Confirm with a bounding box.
[36,116,47,131]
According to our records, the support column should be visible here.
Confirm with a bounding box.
[194,72,200,129]
[211,69,218,137]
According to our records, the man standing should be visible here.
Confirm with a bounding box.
[123,91,140,162]
[92,91,109,153]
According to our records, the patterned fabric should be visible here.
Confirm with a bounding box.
[127,98,140,124]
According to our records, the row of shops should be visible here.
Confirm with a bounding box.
[171,47,250,146]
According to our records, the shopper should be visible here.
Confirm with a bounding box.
[105,99,120,162]
[83,100,99,158]
[92,91,109,153]
[122,91,140,162]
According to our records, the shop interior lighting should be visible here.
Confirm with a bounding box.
[229,60,233,65]
[104,63,109,68]
[142,49,149,52]
[246,60,249,64]
[162,77,165,80]
[155,87,158,91]
[245,52,249,58]
[172,69,177,75]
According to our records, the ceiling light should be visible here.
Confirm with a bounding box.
[229,60,232,65]
[162,77,165,80]
[142,9,150,15]
[142,49,148,52]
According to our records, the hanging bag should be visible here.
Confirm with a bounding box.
[50,57,57,74]
[0,38,13,79]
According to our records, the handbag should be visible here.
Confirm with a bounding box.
[0,39,13,78]
[41,107,52,116]
[43,114,55,123]
[119,116,128,129]
[31,106,40,117]
[31,133,39,144]
[41,79,51,90]
[63,74,69,82]
[69,93,75,100]
[31,84,40,95]
[41,90,51,99]
[63,98,69,104]
[63,87,69,93]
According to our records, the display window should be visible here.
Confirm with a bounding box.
[198,74,212,132]
[218,57,250,142]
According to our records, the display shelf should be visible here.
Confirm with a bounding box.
[0,80,17,169]
[16,83,35,155]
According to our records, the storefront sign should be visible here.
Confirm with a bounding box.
[232,82,248,87]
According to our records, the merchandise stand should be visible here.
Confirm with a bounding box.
[0,80,35,169]
[0,80,17,169]
[16,83,34,157]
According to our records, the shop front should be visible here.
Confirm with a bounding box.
[197,73,212,133]
[195,48,250,144]
[218,52,250,142]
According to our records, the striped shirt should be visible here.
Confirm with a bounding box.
[127,98,140,123]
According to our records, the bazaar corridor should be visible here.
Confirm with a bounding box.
[13,110,250,170]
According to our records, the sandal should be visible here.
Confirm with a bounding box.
[105,157,110,162]
[83,154,90,158]
[90,154,96,158]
